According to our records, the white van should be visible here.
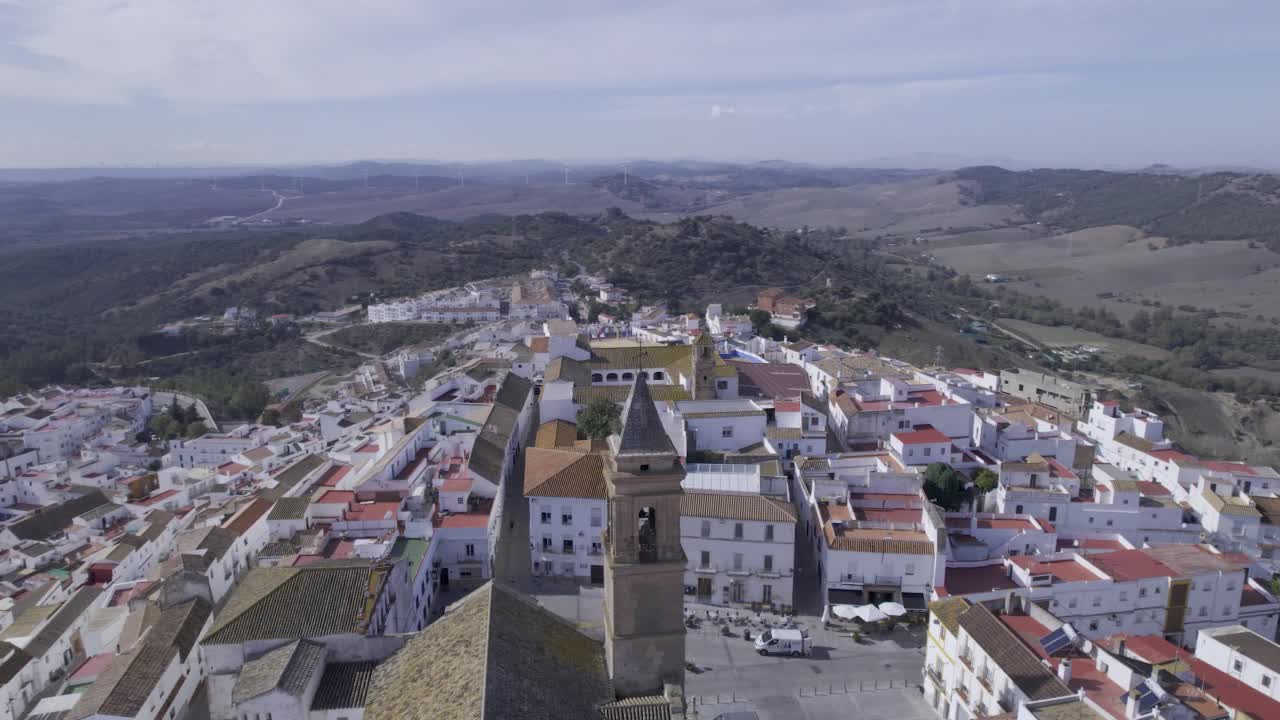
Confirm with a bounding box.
[754,628,811,657]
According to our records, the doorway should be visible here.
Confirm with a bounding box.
[697,577,713,601]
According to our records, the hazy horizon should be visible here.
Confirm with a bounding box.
[4,1,1280,170]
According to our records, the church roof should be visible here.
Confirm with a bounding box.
[615,376,675,456]
[364,582,614,720]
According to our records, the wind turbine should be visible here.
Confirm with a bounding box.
[563,167,569,186]
[621,162,630,186]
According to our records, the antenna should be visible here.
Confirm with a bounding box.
[621,162,630,186]
[458,173,464,188]
[563,167,569,186]
[364,168,369,191]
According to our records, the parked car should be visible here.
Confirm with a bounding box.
[754,628,811,657]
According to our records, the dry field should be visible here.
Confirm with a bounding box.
[931,225,1280,320]
[996,318,1171,360]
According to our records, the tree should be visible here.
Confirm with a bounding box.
[748,309,772,332]
[184,421,208,439]
[923,462,970,511]
[149,414,176,441]
[579,397,622,440]
[972,468,999,494]
[1128,309,1152,336]
[260,407,282,427]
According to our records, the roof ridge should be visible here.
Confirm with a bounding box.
[478,583,494,719]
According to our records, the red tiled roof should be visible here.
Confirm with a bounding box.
[854,508,920,523]
[135,489,178,506]
[1134,481,1169,496]
[316,490,356,505]
[355,441,380,454]
[939,564,1020,596]
[774,400,802,413]
[1148,449,1198,464]
[1241,584,1274,607]
[216,462,248,475]
[1086,549,1178,581]
[441,475,473,493]
[223,497,272,535]
[893,425,949,444]
[435,507,492,529]
[1201,459,1259,475]
[1010,557,1103,583]
[1056,538,1126,552]
[343,501,400,522]
[1111,634,1181,664]
[315,464,351,488]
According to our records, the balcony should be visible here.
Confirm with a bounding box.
[873,575,902,587]
[955,686,969,705]
[926,666,945,688]
[977,673,994,693]
[959,653,974,671]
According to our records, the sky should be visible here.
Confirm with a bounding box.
[2,0,1280,169]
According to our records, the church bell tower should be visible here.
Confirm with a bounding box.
[691,332,717,400]
[603,375,686,698]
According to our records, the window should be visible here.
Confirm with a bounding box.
[590,507,602,528]
[563,538,575,554]
[1015,505,1023,515]
[732,553,743,571]
[923,447,931,457]
[1088,517,1095,524]
[765,525,774,541]
[722,426,734,438]
[1198,607,1208,617]
[1120,591,1128,601]
[464,543,475,557]
[734,523,744,539]
[908,449,914,456]
[653,371,664,381]
[762,584,772,604]
[906,563,916,575]
[701,520,711,538]
[1139,588,1147,598]
[764,555,774,572]
[1263,675,1272,688]
[1234,659,1244,672]
[1069,598,1078,608]
[541,511,551,525]
[591,541,601,554]
[700,551,711,568]
[542,536,553,551]
[457,497,464,506]
[717,380,729,390]
[1048,507,1058,521]
[1089,620,1099,631]
[561,512,572,526]
[1106,519,1113,527]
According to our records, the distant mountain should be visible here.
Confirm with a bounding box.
[955,165,1280,245]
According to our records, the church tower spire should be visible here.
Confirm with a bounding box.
[603,374,686,698]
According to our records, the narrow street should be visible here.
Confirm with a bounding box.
[492,399,537,581]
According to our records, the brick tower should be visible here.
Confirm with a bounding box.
[603,375,687,697]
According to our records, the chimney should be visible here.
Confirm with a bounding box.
[1058,659,1072,684]
[1004,591,1018,616]
[1116,638,1127,658]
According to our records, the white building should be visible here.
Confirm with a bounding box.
[67,598,212,720]
[524,447,607,581]
[681,491,796,610]
[1195,625,1280,701]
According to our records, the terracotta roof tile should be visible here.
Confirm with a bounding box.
[679,491,796,523]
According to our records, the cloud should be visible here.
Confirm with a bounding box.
[0,0,1276,105]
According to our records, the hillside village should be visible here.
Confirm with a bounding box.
[3,268,1280,720]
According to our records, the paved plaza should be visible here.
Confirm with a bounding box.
[517,577,931,720]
